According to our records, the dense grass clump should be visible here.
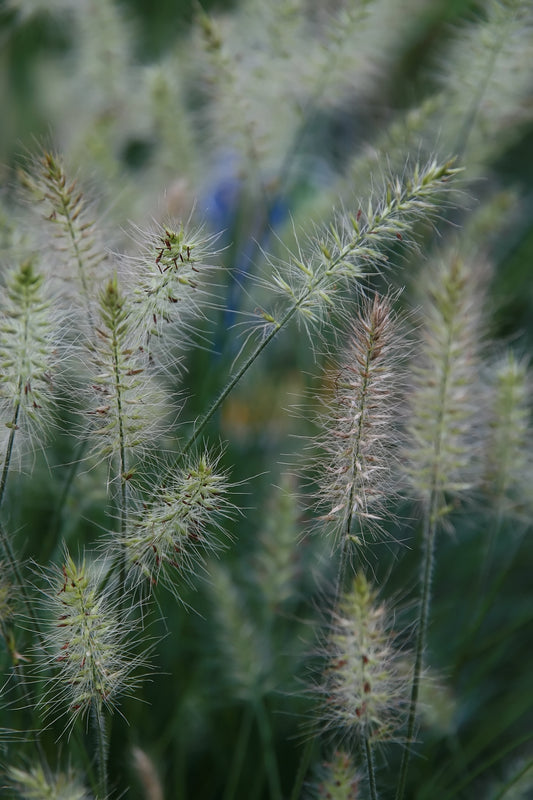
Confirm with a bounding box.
[0,2,532,799]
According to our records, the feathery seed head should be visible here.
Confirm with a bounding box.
[18,151,104,311]
[39,552,142,730]
[308,751,360,800]
[438,0,533,161]
[210,561,270,699]
[405,253,484,514]
[6,763,90,800]
[0,259,57,451]
[253,477,301,612]
[128,220,221,347]
[315,293,404,547]
[318,573,409,743]
[122,451,233,595]
[86,275,168,470]
[6,763,91,800]
[484,351,532,516]
[264,159,460,339]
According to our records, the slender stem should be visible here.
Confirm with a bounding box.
[334,537,350,608]
[73,728,101,800]
[395,500,438,800]
[93,704,109,800]
[223,704,254,800]
[119,474,128,598]
[253,697,282,800]
[364,735,379,800]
